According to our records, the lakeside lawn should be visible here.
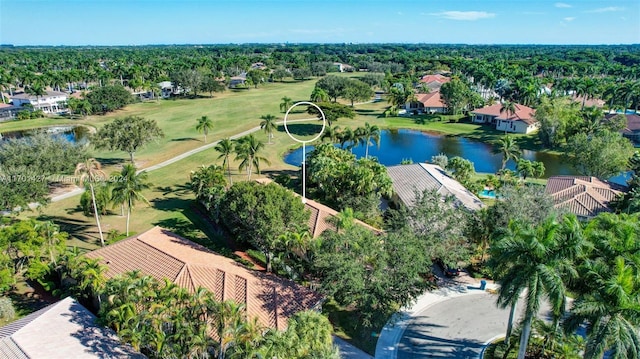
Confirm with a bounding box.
[14,83,545,249]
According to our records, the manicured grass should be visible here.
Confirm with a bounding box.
[0,117,83,132]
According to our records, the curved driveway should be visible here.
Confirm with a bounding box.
[396,293,511,359]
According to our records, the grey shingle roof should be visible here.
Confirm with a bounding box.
[0,297,144,358]
[387,163,485,211]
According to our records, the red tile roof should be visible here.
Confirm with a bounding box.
[414,91,446,109]
[606,113,640,134]
[419,74,450,84]
[85,227,323,330]
[545,176,626,218]
[471,103,537,125]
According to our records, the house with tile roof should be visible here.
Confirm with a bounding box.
[386,163,485,211]
[607,112,640,143]
[418,74,450,92]
[10,90,67,114]
[0,297,144,359]
[85,227,324,330]
[253,178,382,237]
[471,103,538,134]
[545,176,626,219]
[405,91,447,114]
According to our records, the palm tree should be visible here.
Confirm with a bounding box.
[215,138,235,185]
[234,134,271,180]
[575,78,599,110]
[111,164,152,236]
[75,158,107,247]
[279,96,293,113]
[564,213,640,359]
[310,87,329,103]
[358,122,381,159]
[338,127,356,152]
[25,82,46,111]
[195,115,214,143]
[259,114,277,144]
[489,217,568,359]
[500,100,518,126]
[495,135,521,170]
[320,125,340,143]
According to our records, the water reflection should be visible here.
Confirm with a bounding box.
[284,129,575,178]
[0,125,90,145]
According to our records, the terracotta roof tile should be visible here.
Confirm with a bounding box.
[471,103,536,124]
[86,227,323,330]
[419,74,450,84]
[545,176,626,218]
[414,91,446,108]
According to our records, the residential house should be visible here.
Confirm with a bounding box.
[0,103,20,121]
[228,73,247,88]
[254,178,382,237]
[10,90,67,114]
[332,63,354,72]
[607,112,640,143]
[545,176,626,219]
[418,74,450,92]
[405,91,447,114]
[85,226,324,330]
[471,103,538,134]
[0,297,144,359]
[386,163,485,211]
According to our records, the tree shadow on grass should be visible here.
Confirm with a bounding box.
[93,158,126,167]
[35,214,97,246]
[154,184,191,197]
[171,137,198,142]
[276,123,324,136]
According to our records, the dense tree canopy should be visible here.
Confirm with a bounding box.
[565,129,634,179]
[92,116,165,162]
[84,84,133,114]
[219,181,310,272]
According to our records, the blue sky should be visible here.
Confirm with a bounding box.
[1,0,638,45]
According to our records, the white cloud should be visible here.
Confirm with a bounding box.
[564,17,576,21]
[429,11,496,21]
[555,2,572,8]
[586,6,624,13]
[288,28,345,35]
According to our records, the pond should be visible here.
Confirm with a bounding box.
[0,125,91,145]
[283,128,630,184]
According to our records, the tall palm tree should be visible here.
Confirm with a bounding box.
[496,135,521,170]
[358,122,381,159]
[75,158,106,247]
[234,134,271,180]
[279,96,293,113]
[564,213,640,359]
[111,164,152,236]
[195,115,214,143]
[215,138,234,185]
[489,217,568,359]
[259,114,277,144]
[338,127,356,152]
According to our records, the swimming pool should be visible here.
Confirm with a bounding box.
[479,189,497,199]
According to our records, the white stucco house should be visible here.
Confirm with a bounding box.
[10,90,68,114]
[471,103,538,134]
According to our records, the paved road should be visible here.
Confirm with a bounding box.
[396,293,511,359]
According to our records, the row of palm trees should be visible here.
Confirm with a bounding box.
[320,122,381,158]
[75,158,151,246]
[490,212,640,359]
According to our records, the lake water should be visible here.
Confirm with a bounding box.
[0,125,90,145]
[283,128,630,184]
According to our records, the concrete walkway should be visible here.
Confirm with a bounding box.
[375,274,500,359]
[335,336,374,359]
[49,117,319,203]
